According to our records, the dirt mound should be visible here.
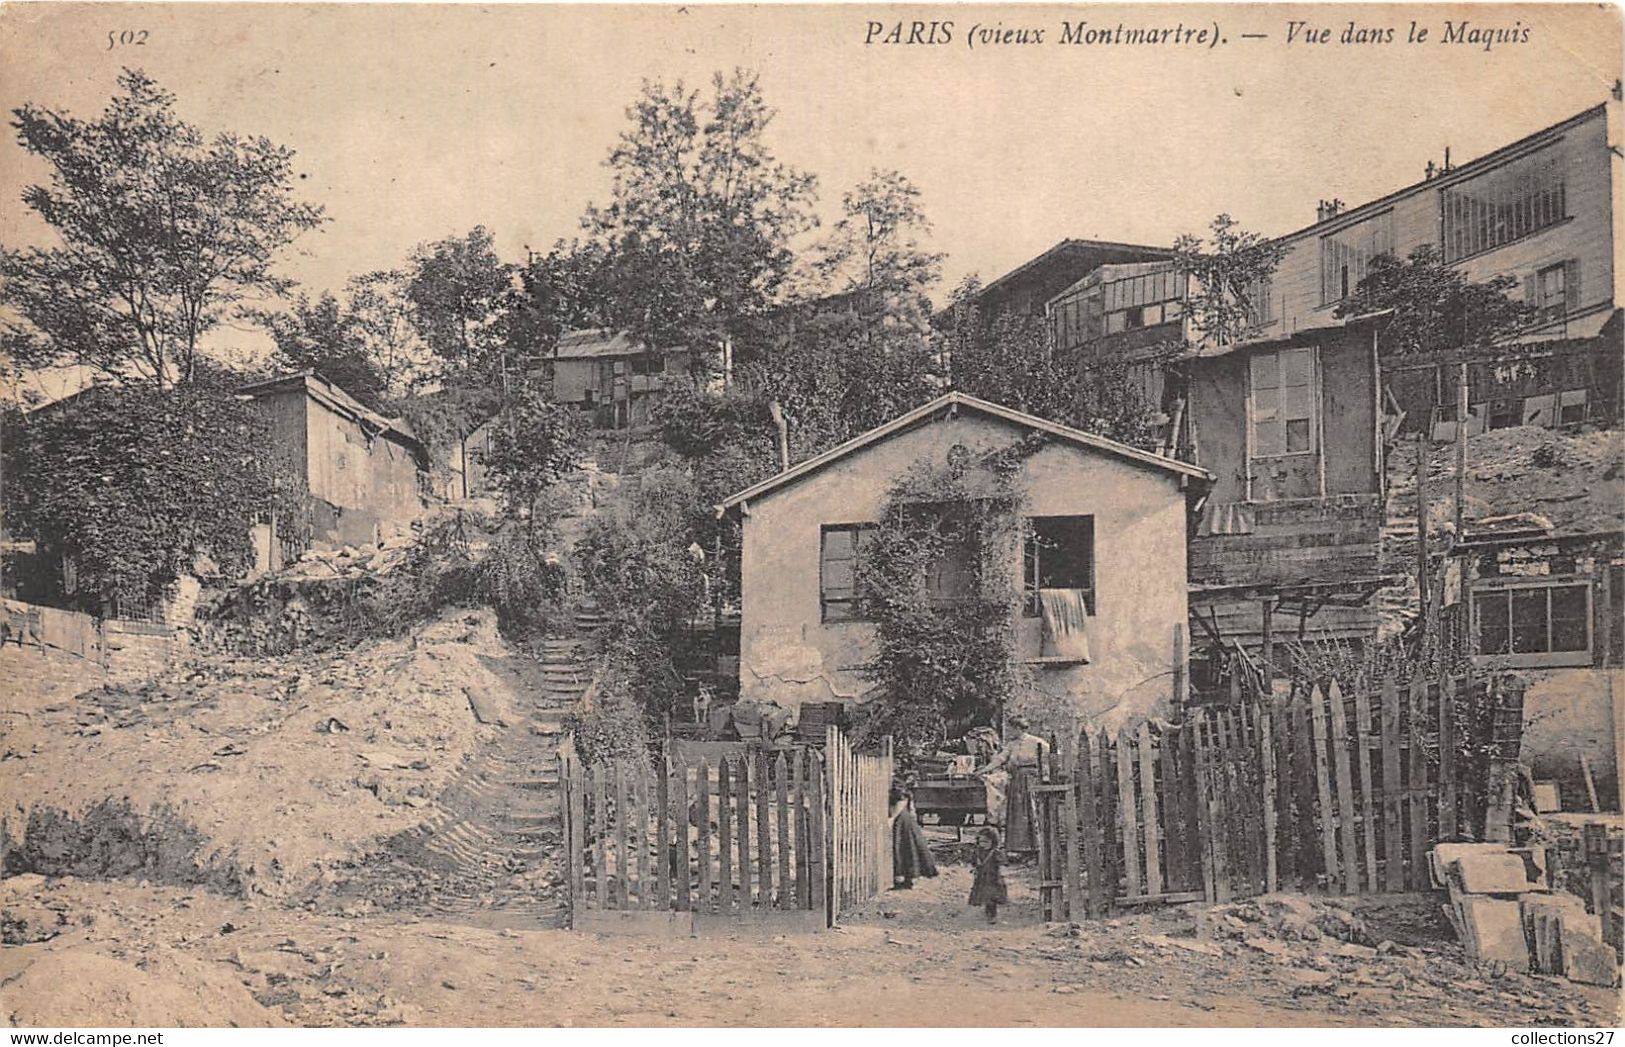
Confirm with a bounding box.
[1389,426,1624,538]
[1,607,539,898]
[0,945,280,1027]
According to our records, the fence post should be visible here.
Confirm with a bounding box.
[1258,695,1278,894]
[1077,727,1103,917]
[824,726,840,921]
[1137,722,1163,897]
[674,759,691,912]
[1328,680,1358,895]
[774,752,791,909]
[1380,676,1405,892]
[1309,683,1339,892]
[1352,680,1380,893]
[592,763,608,911]
[1439,675,1459,841]
[1407,675,1429,885]
[1116,728,1142,899]
[655,757,671,910]
[756,750,773,913]
[1060,721,1082,921]
[736,751,753,910]
[718,757,734,914]
[808,748,828,923]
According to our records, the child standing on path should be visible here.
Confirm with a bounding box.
[968,826,1007,924]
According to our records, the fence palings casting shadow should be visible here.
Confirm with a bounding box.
[560,726,892,932]
[1037,670,1527,921]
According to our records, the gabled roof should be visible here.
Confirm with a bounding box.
[238,371,423,452]
[716,392,1211,512]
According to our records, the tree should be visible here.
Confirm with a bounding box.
[743,170,942,455]
[477,382,587,536]
[585,70,818,352]
[403,226,514,385]
[505,242,608,366]
[10,383,298,611]
[575,465,714,739]
[1334,244,1535,356]
[940,277,1161,448]
[1172,214,1286,349]
[1,69,325,386]
[255,271,428,409]
[807,169,941,314]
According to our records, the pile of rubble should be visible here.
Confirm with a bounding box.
[1434,842,1618,986]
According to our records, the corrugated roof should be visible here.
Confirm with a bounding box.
[552,328,654,360]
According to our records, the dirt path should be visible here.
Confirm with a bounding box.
[5,864,1617,1028]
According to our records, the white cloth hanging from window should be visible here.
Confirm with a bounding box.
[1038,588,1091,663]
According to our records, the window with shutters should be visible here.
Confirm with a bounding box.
[1248,347,1318,458]
[1319,211,1395,306]
[1441,147,1567,262]
[1473,579,1592,667]
[820,523,875,622]
[1535,263,1567,322]
[1529,260,1580,325]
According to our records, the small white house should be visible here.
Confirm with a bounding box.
[717,392,1213,729]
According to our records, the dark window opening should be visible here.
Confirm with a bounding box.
[820,523,875,622]
[1024,515,1095,616]
[1474,581,1591,664]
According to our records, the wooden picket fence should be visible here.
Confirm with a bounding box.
[560,727,893,932]
[1038,670,1526,921]
[826,727,893,919]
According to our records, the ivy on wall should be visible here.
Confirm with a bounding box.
[854,435,1051,760]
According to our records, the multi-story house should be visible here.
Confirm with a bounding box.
[1029,99,1622,667]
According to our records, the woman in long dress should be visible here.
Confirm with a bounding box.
[977,717,1049,855]
[889,784,938,889]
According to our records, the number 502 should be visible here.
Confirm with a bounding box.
[107,29,149,49]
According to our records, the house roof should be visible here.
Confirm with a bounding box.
[237,371,424,453]
[977,239,1172,304]
[1177,311,1393,361]
[1273,102,1607,246]
[716,392,1212,512]
[553,328,657,360]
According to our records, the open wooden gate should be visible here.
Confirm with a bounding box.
[559,727,892,933]
[825,728,893,921]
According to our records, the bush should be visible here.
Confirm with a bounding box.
[9,383,299,612]
[475,528,567,636]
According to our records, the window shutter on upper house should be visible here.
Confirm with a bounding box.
[1564,259,1582,314]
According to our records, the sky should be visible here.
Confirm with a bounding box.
[0,1,1620,369]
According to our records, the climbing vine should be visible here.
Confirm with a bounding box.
[854,436,1046,760]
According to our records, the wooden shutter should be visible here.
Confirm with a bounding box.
[1564,259,1582,314]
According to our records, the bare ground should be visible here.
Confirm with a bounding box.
[4,857,1619,1028]
[2,631,1620,1028]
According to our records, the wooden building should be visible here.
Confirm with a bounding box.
[547,328,697,430]
[1177,317,1392,650]
[1252,103,1617,345]
[240,372,428,559]
[971,238,1171,319]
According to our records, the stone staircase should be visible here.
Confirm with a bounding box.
[325,601,609,928]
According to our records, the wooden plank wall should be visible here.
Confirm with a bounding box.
[1045,670,1526,919]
